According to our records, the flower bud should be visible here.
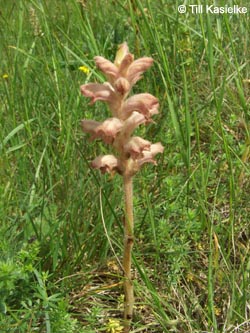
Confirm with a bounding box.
[114,42,129,67]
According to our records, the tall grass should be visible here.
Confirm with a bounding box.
[1,0,250,332]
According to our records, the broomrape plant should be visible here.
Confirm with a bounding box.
[80,42,163,332]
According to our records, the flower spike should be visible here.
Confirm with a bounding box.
[80,43,163,331]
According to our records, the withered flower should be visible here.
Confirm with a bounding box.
[91,155,120,174]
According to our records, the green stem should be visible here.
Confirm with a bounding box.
[123,175,134,332]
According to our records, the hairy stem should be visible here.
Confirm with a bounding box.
[123,175,134,332]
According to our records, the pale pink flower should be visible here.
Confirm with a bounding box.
[113,112,147,154]
[94,43,133,85]
[114,78,130,95]
[91,155,120,174]
[117,53,134,78]
[81,118,123,144]
[124,137,151,159]
[93,42,153,91]
[94,56,118,82]
[94,52,134,85]
[126,57,154,86]
[137,142,164,166]
[81,119,101,134]
[121,112,146,138]
[80,82,114,104]
[80,82,121,116]
[121,93,159,120]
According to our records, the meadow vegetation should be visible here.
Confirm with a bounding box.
[0,0,250,332]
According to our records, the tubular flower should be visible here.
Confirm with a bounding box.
[80,119,101,134]
[137,142,165,167]
[119,112,146,139]
[92,43,153,90]
[121,93,159,120]
[80,82,122,116]
[124,137,151,159]
[80,82,115,104]
[126,57,154,86]
[80,42,164,176]
[81,118,123,144]
[94,118,123,144]
[94,56,118,82]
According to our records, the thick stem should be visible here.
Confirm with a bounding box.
[123,175,134,332]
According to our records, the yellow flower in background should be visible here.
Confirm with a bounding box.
[2,74,8,79]
[186,272,194,282]
[105,318,123,333]
[214,306,221,316]
[79,65,90,74]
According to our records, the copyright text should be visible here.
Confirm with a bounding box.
[178,5,248,14]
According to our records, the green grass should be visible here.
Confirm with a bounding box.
[1,0,250,332]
